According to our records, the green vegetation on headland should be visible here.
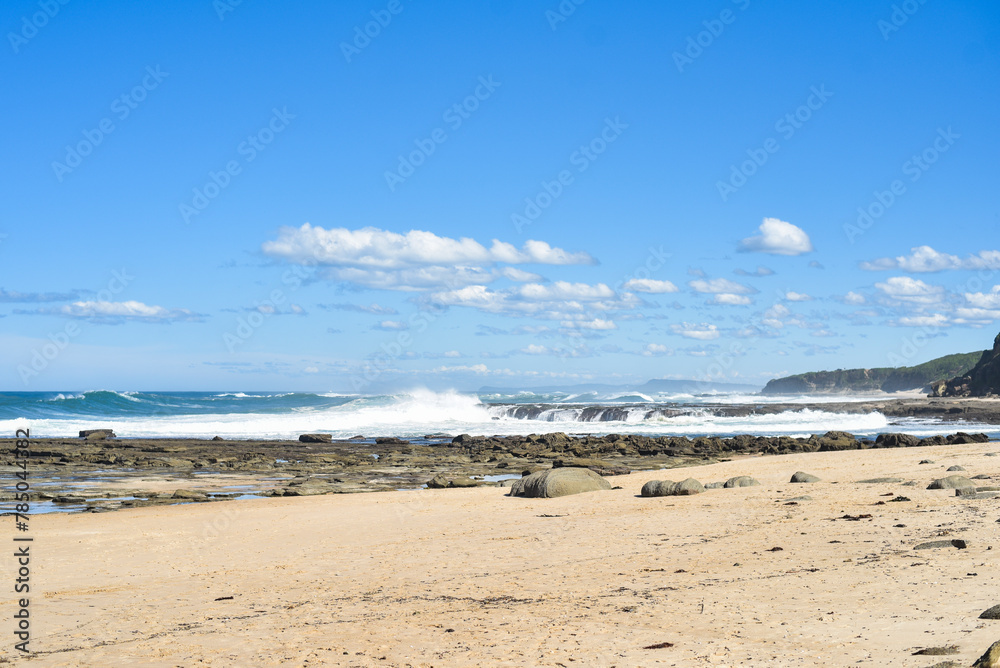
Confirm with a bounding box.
[761,351,984,395]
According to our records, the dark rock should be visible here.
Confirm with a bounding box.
[171,489,208,500]
[857,477,903,483]
[508,468,612,498]
[212,436,224,441]
[641,478,704,497]
[912,645,959,655]
[947,432,989,444]
[937,332,1000,397]
[375,437,410,445]
[919,459,935,464]
[80,429,115,440]
[875,433,920,448]
[790,471,821,483]
[705,481,724,489]
[298,433,332,443]
[981,605,1000,620]
[972,639,1000,668]
[956,487,981,498]
[928,475,975,490]
[914,539,968,550]
[947,465,966,471]
[724,475,761,488]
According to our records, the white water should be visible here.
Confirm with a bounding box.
[3,388,996,440]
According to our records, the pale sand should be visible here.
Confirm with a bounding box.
[8,442,1000,667]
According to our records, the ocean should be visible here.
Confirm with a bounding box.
[2,388,998,440]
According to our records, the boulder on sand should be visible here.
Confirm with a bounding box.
[724,476,761,488]
[641,478,704,497]
[973,639,1000,668]
[927,475,975,490]
[790,471,821,483]
[508,467,612,498]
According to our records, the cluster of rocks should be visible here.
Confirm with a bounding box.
[2,428,995,513]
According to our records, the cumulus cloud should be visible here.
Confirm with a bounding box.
[374,320,407,330]
[560,318,616,330]
[875,276,945,305]
[429,283,638,322]
[965,285,1000,309]
[642,343,672,356]
[896,314,949,327]
[517,282,615,301]
[842,291,866,305]
[784,291,812,302]
[737,218,813,256]
[710,294,752,305]
[861,246,1000,272]
[622,278,679,294]
[263,225,595,268]
[671,322,720,340]
[688,277,756,295]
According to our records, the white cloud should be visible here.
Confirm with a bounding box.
[965,285,1000,309]
[784,291,812,302]
[954,307,1000,325]
[896,314,949,327]
[642,343,672,356]
[517,281,615,301]
[51,301,200,322]
[688,278,755,295]
[875,276,945,305]
[321,302,398,314]
[861,246,1000,272]
[560,318,617,330]
[710,293,752,305]
[263,225,595,268]
[671,322,720,340]
[498,267,543,282]
[521,344,549,355]
[737,218,813,256]
[623,278,679,294]
[375,320,407,330]
[843,291,866,305]
[443,350,461,358]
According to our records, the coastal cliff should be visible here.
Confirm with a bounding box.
[932,332,1000,397]
[761,351,982,395]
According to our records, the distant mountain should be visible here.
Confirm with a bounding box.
[932,332,1000,397]
[761,351,984,395]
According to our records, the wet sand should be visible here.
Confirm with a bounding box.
[6,440,1000,667]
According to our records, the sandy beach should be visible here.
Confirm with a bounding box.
[6,440,1000,667]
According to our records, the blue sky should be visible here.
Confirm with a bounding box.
[2,0,999,391]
